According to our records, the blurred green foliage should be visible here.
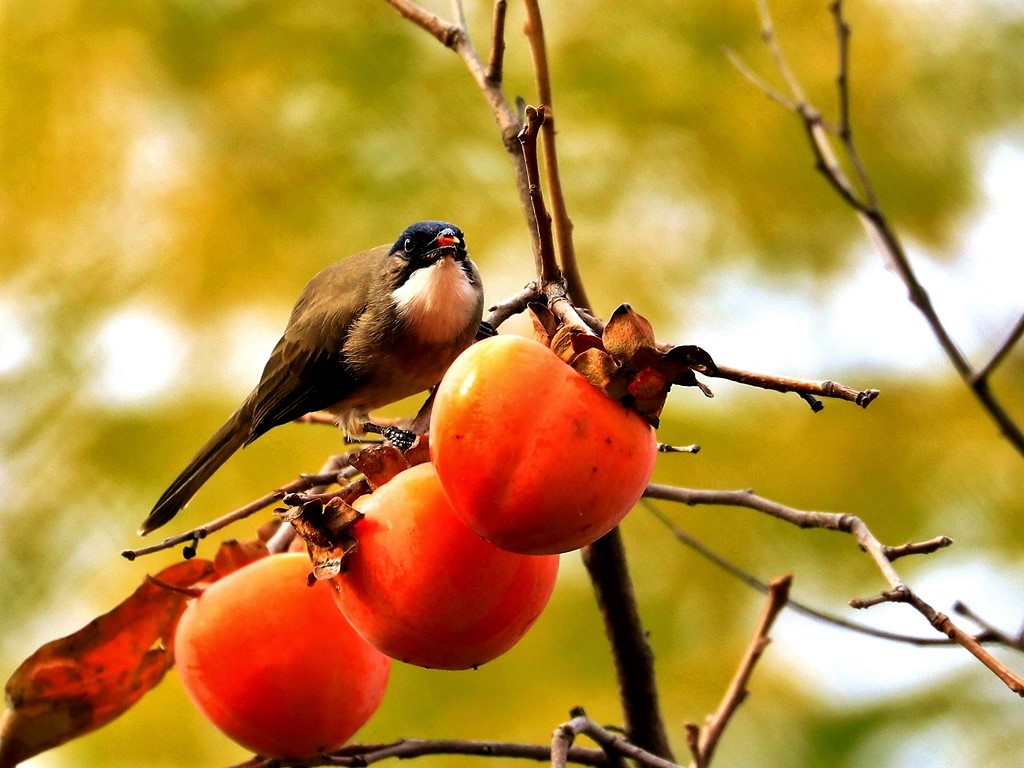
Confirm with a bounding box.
[2,1,1023,767]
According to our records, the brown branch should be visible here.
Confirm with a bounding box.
[487,282,542,328]
[688,575,791,768]
[552,711,679,768]
[734,0,1024,456]
[580,529,675,762]
[643,500,963,647]
[518,105,560,285]
[383,0,541,270]
[233,737,611,768]
[975,310,1024,384]
[485,0,508,85]
[521,0,588,310]
[851,588,1024,696]
[706,364,879,409]
[645,484,1024,696]
[121,460,353,561]
[384,0,460,47]
[882,535,954,562]
[954,602,1024,650]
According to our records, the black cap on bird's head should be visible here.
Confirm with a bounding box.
[390,220,467,266]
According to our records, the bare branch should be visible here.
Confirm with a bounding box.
[643,500,963,647]
[645,484,1024,696]
[954,602,1024,650]
[689,575,791,767]
[233,737,611,768]
[736,0,1024,456]
[883,536,954,562]
[120,459,353,561]
[521,0,588,309]
[706,364,879,409]
[553,712,680,768]
[580,530,675,762]
[975,310,1024,384]
[518,105,560,285]
[852,589,1024,696]
[485,0,508,85]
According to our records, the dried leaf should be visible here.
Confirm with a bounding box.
[602,304,657,359]
[549,325,579,363]
[527,302,558,346]
[571,347,619,393]
[285,494,365,582]
[349,444,409,489]
[212,539,269,578]
[0,558,215,768]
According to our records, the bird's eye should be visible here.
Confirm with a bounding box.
[403,237,415,254]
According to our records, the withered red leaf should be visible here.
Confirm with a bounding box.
[527,302,558,346]
[0,558,215,768]
[212,538,269,578]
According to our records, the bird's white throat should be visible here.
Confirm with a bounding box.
[391,257,479,343]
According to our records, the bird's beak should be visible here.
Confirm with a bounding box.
[435,233,461,249]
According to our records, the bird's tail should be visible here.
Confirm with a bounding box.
[138,407,252,536]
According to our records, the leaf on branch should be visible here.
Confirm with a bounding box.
[0,558,216,768]
[212,538,271,578]
[528,303,717,427]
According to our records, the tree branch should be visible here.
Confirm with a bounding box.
[688,575,791,768]
[580,529,675,762]
[120,459,354,561]
[232,736,611,768]
[644,484,1024,696]
[521,0,588,309]
[733,0,1024,456]
[552,711,679,768]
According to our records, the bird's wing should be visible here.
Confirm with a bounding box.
[243,251,385,444]
[245,333,357,444]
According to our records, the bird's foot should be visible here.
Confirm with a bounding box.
[361,422,418,451]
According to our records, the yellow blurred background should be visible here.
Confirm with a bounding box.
[2,1,1023,766]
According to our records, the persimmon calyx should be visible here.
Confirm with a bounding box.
[529,302,717,427]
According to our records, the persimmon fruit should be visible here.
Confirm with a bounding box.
[430,334,658,555]
[332,462,559,670]
[174,553,390,758]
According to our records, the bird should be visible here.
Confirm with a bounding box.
[138,220,484,536]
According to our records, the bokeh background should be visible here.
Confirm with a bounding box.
[3,0,1023,766]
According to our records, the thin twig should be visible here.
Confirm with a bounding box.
[518,105,560,285]
[521,0,588,310]
[691,575,791,767]
[383,0,542,267]
[644,484,1024,696]
[853,588,1024,696]
[487,282,542,328]
[121,461,352,560]
[883,536,954,562]
[553,713,680,768]
[735,0,1024,456]
[643,500,963,647]
[706,364,879,408]
[485,0,508,85]
[975,310,1024,384]
[232,737,611,768]
[954,601,1024,650]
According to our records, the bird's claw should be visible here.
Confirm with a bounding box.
[361,422,417,451]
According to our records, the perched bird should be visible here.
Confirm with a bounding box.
[139,220,484,536]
